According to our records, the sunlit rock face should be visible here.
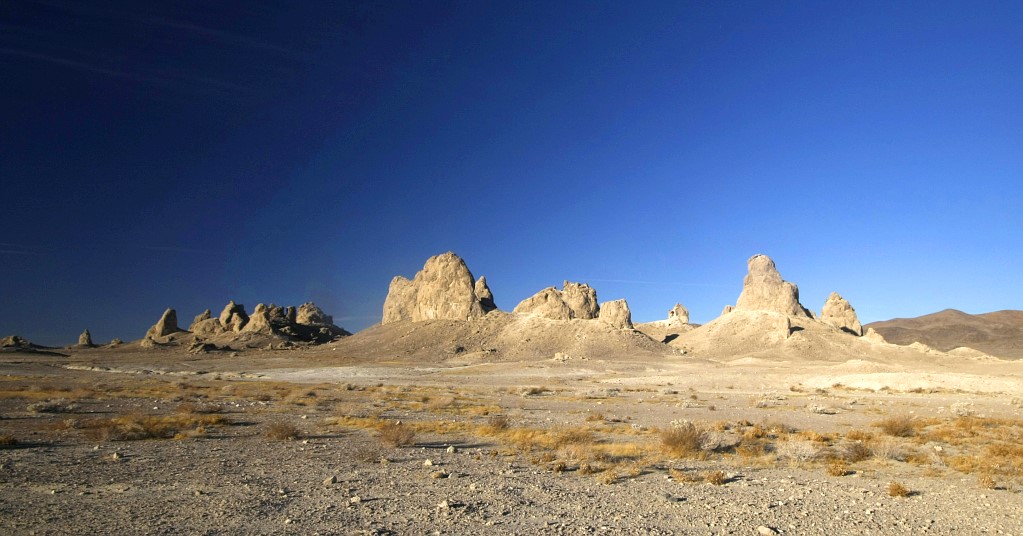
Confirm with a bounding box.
[734,254,811,318]
[382,252,490,324]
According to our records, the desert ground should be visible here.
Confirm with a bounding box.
[2,253,1022,534]
[1,336,1021,536]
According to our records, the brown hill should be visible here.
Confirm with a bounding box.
[865,309,1023,359]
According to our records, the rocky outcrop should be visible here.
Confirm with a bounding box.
[219,301,249,332]
[734,255,811,318]
[78,329,94,347]
[381,252,490,324]
[514,281,600,320]
[514,287,574,320]
[185,301,349,343]
[599,299,633,329]
[561,281,599,320]
[668,303,689,325]
[475,277,497,312]
[296,302,332,326]
[722,305,734,315]
[243,303,274,334]
[820,292,863,336]
[146,308,182,339]
[189,309,225,337]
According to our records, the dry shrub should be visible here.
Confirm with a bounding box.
[977,474,997,489]
[176,401,224,414]
[586,413,606,422]
[27,399,78,413]
[827,459,850,476]
[846,429,874,442]
[870,437,907,461]
[875,415,916,437]
[482,415,510,434]
[661,421,707,458]
[426,396,456,410]
[264,421,300,440]
[0,434,17,447]
[775,439,821,462]
[887,481,911,497]
[668,467,703,484]
[378,421,415,447]
[704,470,728,485]
[843,442,872,463]
[82,412,227,442]
[736,439,769,460]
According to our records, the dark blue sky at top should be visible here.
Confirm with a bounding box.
[2,1,1021,345]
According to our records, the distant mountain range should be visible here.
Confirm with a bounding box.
[866,309,1023,360]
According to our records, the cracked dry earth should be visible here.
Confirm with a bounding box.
[1,353,1022,535]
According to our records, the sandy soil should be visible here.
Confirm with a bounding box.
[1,337,1022,535]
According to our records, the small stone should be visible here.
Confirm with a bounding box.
[111,452,121,460]
[323,475,337,485]
[438,500,450,509]
[446,446,457,454]
[757,526,778,535]
[284,518,293,525]
[350,496,361,504]
[431,470,449,479]
[423,459,434,467]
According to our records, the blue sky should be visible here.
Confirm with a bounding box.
[2,1,1021,345]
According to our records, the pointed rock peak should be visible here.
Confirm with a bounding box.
[475,276,497,312]
[78,329,94,347]
[382,252,488,324]
[820,292,863,336]
[219,301,249,332]
[735,254,811,318]
[668,303,689,324]
[146,308,182,339]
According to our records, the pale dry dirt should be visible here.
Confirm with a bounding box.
[1,323,1022,535]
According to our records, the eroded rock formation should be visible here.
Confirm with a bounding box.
[219,301,249,332]
[599,299,634,329]
[381,252,491,324]
[146,308,182,339]
[820,292,863,336]
[667,303,689,325]
[514,287,574,320]
[78,329,94,347]
[475,277,497,312]
[734,255,811,318]
[515,281,601,320]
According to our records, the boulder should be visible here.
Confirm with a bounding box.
[78,329,94,347]
[296,302,333,326]
[381,252,488,324]
[820,292,863,336]
[146,308,182,339]
[514,287,574,320]
[219,301,249,332]
[475,276,497,312]
[667,303,689,325]
[561,281,599,319]
[734,255,811,318]
[599,299,634,329]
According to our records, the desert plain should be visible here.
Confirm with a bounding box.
[1,253,1021,535]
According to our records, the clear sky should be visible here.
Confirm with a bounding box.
[3,1,1021,346]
